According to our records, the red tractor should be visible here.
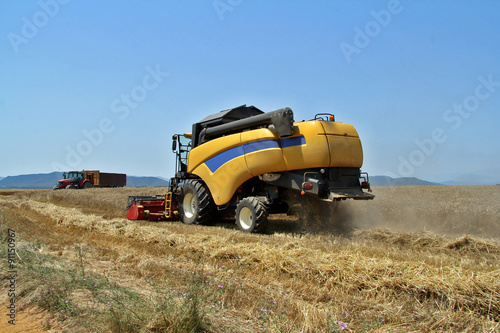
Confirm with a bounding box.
[53,171,93,190]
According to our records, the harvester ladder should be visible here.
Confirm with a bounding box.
[165,192,173,218]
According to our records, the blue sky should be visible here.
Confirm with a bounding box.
[1,0,499,183]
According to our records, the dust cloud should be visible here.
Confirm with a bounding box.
[277,186,500,239]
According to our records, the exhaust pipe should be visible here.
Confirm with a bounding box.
[199,108,294,144]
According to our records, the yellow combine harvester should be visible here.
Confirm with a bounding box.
[127,105,374,232]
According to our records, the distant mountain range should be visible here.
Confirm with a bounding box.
[127,176,169,187]
[439,173,500,186]
[0,172,169,189]
[0,172,497,189]
[0,172,63,189]
[370,176,442,187]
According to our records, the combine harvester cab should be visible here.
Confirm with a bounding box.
[127,105,373,232]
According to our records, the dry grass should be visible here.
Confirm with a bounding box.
[0,186,499,332]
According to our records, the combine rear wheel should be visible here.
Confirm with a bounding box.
[179,180,214,225]
[235,197,268,233]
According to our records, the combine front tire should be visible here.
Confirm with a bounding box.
[179,180,214,225]
[66,184,77,189]
[235,197,268,233]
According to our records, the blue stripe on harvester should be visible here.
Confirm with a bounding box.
[204,136,306,173]
[205,145,244,173]
[243,139,280,154]
[280,136,306,148]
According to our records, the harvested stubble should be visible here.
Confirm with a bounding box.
[1,186,499,332]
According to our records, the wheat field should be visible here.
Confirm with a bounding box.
[0,186,499,332]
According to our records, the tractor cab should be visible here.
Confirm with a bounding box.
[64,171,84,182]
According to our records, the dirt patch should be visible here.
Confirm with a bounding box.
[0,302,63,332]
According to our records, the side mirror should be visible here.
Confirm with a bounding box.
[172,137,177,152]
[63,172,66,179]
